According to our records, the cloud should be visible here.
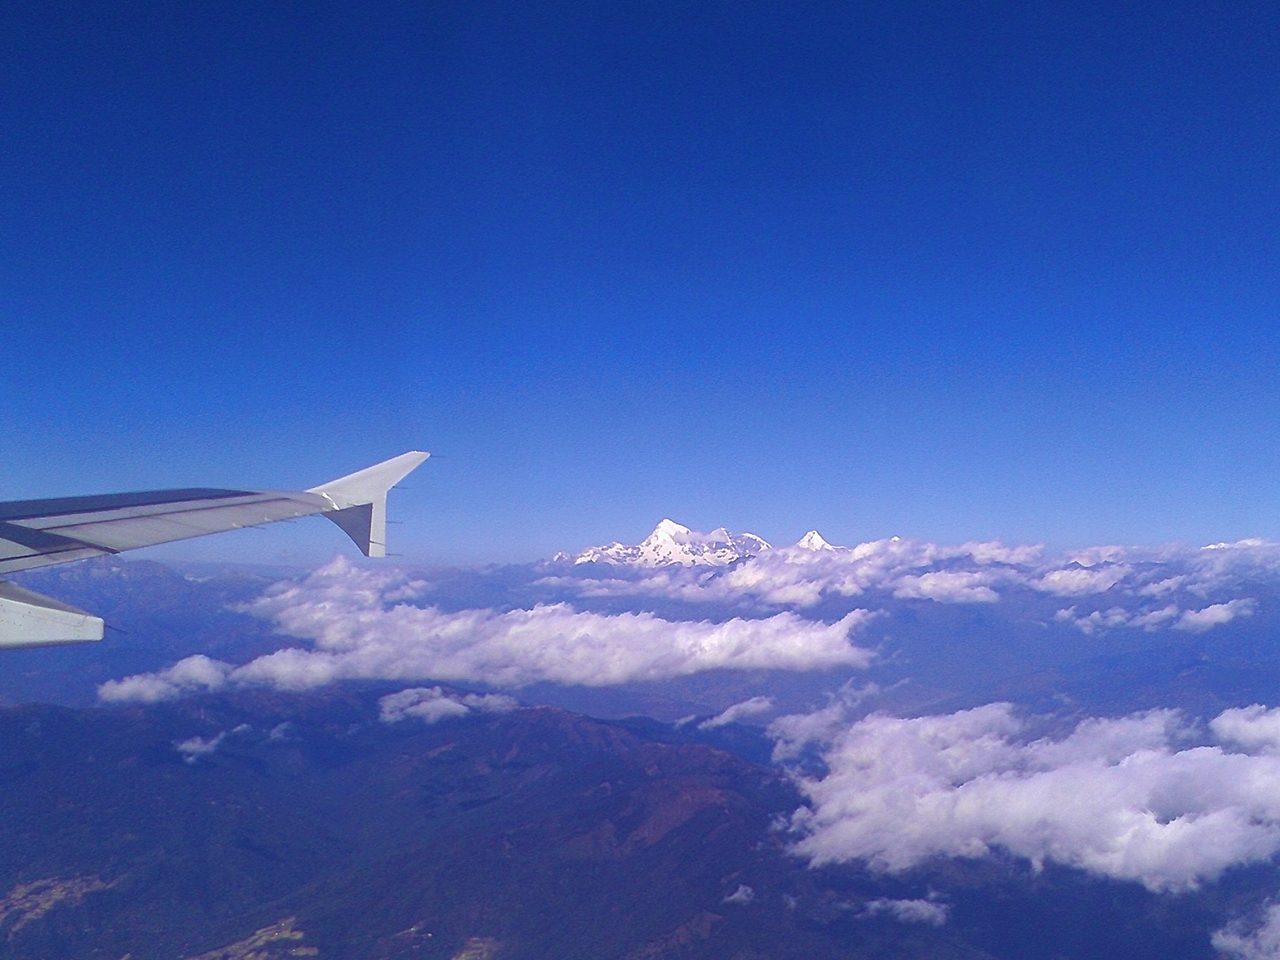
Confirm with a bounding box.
[779,702,1280,892]
[768,683,881,761]
[99,655,231,703]
[1031,566,1130,596]
[1175,599,1256,633]
[1210,706,1280,753]
[378,687,517,724]
[174,732,226,763]
[1215,902,1280,959]
[1053,605,1139,634]
[862,898,949,926]
[99,559,874,702]
[893,571,998,603]
[173,724,250,763]
[97,530,1280,705]
[552,530,1276,632]
[560,536,1038,609]
[1054,598,1254,636]
[723,884,755,904]
[698,696,775,729]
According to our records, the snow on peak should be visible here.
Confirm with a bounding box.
[796,530,836,551]
[573,520,771,567]
[651,519,695,542]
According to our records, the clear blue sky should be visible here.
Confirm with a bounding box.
[3,1,1280,563]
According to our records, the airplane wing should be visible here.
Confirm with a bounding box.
[0,451,428,648]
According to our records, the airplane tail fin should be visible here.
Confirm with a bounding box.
[308,451,429,557]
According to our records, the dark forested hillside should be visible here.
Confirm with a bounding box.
[0,689,1234,960]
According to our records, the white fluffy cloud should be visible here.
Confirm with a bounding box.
[698,696,775,729]
[777,702,1280,892]
[560,536,1037,608]
[1055,598,1256,636]
[862,898,949,926]
[172,723,250,763]
[1031,566,1131,596]
[893,571,998,603]
[100,655,231,703]
[173,732,226,763]
[1176,599,1256,633]
[99,559,874,701]
[98,530,1279,705]
[1210,706,1280,753]
[1215,902,1280,959]
[378,686,517,724]
[551,530,1275,634]
[769,683,881,761]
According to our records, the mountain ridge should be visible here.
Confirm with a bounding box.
[0,688,1229,959]
[571,520,773,567]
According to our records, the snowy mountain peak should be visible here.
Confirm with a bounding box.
[573,520,771,567]
[649,519,694,542]
[796,530,836,551]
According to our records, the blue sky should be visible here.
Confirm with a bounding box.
[3,0,1280,563]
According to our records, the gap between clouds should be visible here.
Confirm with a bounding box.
[98,558,874,702]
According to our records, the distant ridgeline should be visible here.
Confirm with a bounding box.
[564,519,774,567]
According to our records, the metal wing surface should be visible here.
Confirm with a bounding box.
[0,451,428,647]
[0,487,330,576]
[0,491,335,576]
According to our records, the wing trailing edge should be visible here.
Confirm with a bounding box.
[0,582,104,648]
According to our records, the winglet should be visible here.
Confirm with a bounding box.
[308,451,429,557]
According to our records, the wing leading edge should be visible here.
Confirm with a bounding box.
[0,451,428,648]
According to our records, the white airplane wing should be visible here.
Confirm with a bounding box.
[0,451,428,648]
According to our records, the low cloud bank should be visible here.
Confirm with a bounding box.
[551,531,1276,633]
[99,559,873,702]
[99,532,1280,705]
[557,536,1036,608]
[1056,598,1256,635]
[776,701,1280,892]
[101,655,231,704]
[862,898,949,926]
[378,687,517,724]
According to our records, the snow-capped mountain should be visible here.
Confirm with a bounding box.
[795,530,836,551]
[573,519,771,567]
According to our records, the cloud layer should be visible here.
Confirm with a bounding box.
[552,529,1277,635]
[777,701,1280,892]
[378,686,517,724]
[100,558,873,701]
[98,528,1280,705]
